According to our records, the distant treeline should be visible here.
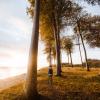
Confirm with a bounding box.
[83,59,100,68]
[62,59,100,68]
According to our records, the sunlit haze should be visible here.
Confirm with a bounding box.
[0,0,100,79]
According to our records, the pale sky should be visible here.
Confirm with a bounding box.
[0,0,100,71]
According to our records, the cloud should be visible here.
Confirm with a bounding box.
[0,52,11,58]
[8,16,32,35]
[0,29,31,52]
[0,0,32,52]
[0,0,32,35]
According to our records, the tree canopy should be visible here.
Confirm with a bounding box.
[84,0,100,5]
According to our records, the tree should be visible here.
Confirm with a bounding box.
[43,36,55,67]
[47,0,82,75]
[69,8,90,71]
[39,0,75,76]
[76,18,89,71]
[75,34,83,66]
[27,0,92,73]
[27,0,82,76]
[47,0,70,76]
[84,0,100,5]
[44,46,52,68]
[25,0,40,99]
[74,15,100,70]
[67,52,70,64]
[82,16,100,48]
[62,37,74,67]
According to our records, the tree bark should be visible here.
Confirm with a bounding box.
[77,21,89,71]
[67,53,69,64]
[25,0,40,99]
[69,50,73,67]
[54,28,61,76]
[57,30,62,73]
[77,34,83,66]
[49,47,52,67]
[51,14,61,76]
[50,2,61,76]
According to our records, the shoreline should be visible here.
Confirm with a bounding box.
[0,74,26,92]
[0,66,48,79]
[0,66,48,92]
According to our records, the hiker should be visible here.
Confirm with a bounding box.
[48,66,53,85]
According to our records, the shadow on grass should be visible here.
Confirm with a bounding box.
[57,92,100,100]
[14,93,50,100]
[6,91,100,100]
[38,94,51,100]
[88,75,100,82]
[60,72,100,83]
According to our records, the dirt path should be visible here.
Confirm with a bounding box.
[0,74,26,92]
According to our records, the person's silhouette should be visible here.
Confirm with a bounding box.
[48,67,53,85]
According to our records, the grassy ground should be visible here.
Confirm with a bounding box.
[0,67,100,100]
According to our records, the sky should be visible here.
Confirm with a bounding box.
[0,0,100,78]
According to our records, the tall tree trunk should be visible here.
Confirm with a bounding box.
[77,21,89,71]
[69,50,73,67]
[54,59,55,66]
[53,53,56,66]
[51,15,61,76]
[67,53,69,64]
[50,2,61,76]
[25,0,40,99]
[57,31,62,73]
[49,47,52,67]
[54,29,61,76]
[77,34,83,66]
[56,11,62,75]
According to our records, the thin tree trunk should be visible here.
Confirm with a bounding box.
[51,15,61,76]
[77,21,89,71]
[54,57,56,66]
[50,2,61,76]
[77,34,83,66]
[67,53,69,64]
[56,11,62,75]
[25,0,40,99]
[69,50,73,67]
[57,31,62,73]
[54,29,61,76]
[49,47,52,67]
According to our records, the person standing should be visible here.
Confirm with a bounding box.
[48,66,53,85]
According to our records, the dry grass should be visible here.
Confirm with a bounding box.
[0,67,100,100]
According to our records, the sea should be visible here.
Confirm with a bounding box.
[0,66,47,79]
[0,67,27,79]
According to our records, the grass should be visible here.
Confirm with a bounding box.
[0,67,100,100]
